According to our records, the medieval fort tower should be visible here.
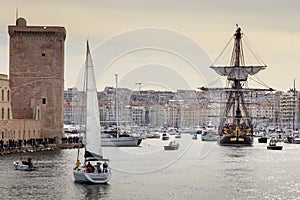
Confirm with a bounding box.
[8,18,66,139]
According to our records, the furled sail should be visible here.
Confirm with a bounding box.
[210,66,266,81]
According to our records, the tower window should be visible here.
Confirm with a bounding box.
[42,53,46,57]
[42,98,47,104]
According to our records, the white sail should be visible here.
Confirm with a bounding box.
[84,41,103,160]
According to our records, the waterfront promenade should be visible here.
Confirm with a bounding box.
[0,143,83,155]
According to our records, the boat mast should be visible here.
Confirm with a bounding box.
[293,79,296,134]
[232,26,243,127]
[83,41,90,163]
[115,74,119,138]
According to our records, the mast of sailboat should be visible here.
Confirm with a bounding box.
[76,40,90,163]
[83,41,90,163]
[115,74,119,139]
[293,79,296,135]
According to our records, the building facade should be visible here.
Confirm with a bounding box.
[8,17,66,139]
[0,74,41,146]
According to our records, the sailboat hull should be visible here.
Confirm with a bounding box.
[217,135,253,146]
[73,167,111,184]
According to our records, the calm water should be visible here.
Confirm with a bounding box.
[1,134,300,200]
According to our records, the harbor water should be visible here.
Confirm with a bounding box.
[1,134,300,200]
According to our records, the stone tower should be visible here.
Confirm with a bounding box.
[8,18,66,139]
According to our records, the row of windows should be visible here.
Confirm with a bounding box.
[1,90,9,102]
[1,108,10,120]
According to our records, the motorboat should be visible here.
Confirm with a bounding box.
[267,138,283,150]
[162,132,170,140]
[175,133,182,138]
[192,133,197,140]
[258,137,268,143]
[145,132,160,139]
[13,158,38,171]
[201,123,218,141]
[164,141,179,150]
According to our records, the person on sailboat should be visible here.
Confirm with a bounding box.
[74,159,81,169]
[103,161,108,173]
[95,162,102,173]
[86,162,94,173]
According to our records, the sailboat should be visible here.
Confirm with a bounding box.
[73,41,112,184]
[201,25,273,146]
[101,74,142,147]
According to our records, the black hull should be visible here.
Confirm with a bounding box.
[258,137,268,143]
[218,135,253,146]
[267,146,283,150]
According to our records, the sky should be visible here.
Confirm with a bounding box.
[0,0,299,92]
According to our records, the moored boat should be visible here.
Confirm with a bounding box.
[201,122,218,141]
[162,132,170,140]
[102,132,142,147]
[164,140,179,150]
[192,133,197,140]
[175,133,182,138]
[258,137,268,143]
[267,138,283,150]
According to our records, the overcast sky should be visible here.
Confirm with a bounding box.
[0,0,299,91]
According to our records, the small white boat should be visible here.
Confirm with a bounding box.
[192,133,197,140]
[293,138,300,144]
[175,133,182,138]
[13,160,38,171]
[164,141,179,150]
[201,122,218,141]
[162,132,170,140]
[146,132,160,139]
[267,138,283,150]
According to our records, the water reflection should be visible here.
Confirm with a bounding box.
[74,183,111,199]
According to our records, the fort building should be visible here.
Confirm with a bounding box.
[7,17,66,140]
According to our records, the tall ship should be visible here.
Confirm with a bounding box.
[202,25,273,146]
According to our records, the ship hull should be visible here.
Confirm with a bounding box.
[102,137,142,147]
[217,135,253,146]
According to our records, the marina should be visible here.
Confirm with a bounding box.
[1,135,300,199]
[0,1,299,199]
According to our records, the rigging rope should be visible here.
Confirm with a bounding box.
[212,35,234,66]
[243,34,267,66]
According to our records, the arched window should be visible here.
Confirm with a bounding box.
[7,108,10,119]
[1,108,4,119]
[1,90,4,101]
[7,90,9,101]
